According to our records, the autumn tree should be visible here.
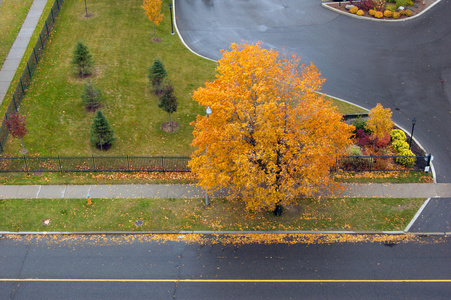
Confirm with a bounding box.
[367,103,393,153]
[5,113,28,154]
[90,110,115,150]
[72,41,94,77]
[158,83,178,132]
[189,42,354,214]
[142,0,164,40]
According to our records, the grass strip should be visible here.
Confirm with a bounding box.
[2,0,216,157]
[0,0,53,103]
[333,171,433,183]
[0,0,34,69]
[0,197,424,232]
[0,170,432,185]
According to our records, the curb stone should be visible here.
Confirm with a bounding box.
[0,231,448,236]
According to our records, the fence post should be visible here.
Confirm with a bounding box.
[19,78,25,97]
[92,155,96,170]
[23,155,29,174]
[39,33,44,49]
[127,155,130,171]
[33,47,38,63]
[161,156,164,172]
[58,155,63,174]
[45,20,50,35]
[26,62,32,78]
[51,8,55,22]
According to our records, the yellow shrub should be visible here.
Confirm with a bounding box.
[393,12,401,19]
[350,6,358,14]
[369,9,376,16]
[403,10,413,17]
[357,9,364,16]
[384,10,393,18]
[374,11,383,19]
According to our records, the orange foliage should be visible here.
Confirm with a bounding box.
[7,233,423,246]
[142,0,164,38]
[189,42,354,212]
[367,103,393,149]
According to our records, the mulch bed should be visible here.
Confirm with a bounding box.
[324,0,436,20]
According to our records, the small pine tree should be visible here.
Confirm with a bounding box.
[90,110,115,150]
[148,59,167,93]
[159,83,178,122]
[72,41,94,77]
[5,113,28,154]
[81,81,102,111]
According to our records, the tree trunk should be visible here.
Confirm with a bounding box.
[153,23,156,38]
[84,0,88,17]
[273,204,283,216]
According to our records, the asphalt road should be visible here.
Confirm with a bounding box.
[175,0,451,182]
[409,198,451,232]
[1,235,450,299]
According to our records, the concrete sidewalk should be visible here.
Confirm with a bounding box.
[0,183,449,199]
[0,0,48,104]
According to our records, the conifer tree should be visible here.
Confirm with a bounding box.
[72,41,94,77]
[90,110,115,150]
[158,83,178,122]
[148,59,167,94]
[81,81,102,111]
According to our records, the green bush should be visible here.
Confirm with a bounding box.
[396,0,407,8]
[81,81,103,111]
[386,4,397,12]
[148,59,167,91]
[347,145,363,156]
[392,140,409,153]
[343,145,373,169]
[90,110,115,150]
[352,117,371,134]
[71,41,94,77]
[390,129,406,142]
[396,149,415,168]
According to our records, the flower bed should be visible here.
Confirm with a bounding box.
[324,0,437,20]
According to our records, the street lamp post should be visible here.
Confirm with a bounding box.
[205,106,212,206]
[168,3,174,35]
[409,117,416,149]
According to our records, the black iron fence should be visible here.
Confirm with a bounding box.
[335,154,433,172]
[0,156,190,173]
[0,155,433,174]
[0,0,64,153]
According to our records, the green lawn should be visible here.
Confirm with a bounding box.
[0,0,33,69]
[2,0,216,157]
[0,197,424,232]
[1,0,366,158]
